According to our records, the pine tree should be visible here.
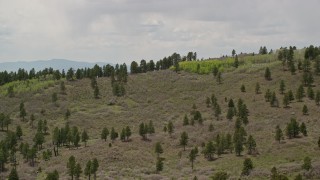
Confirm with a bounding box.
[16,125,23,139]
[307,86,314,99]
[226,107,234,120]
[265,89,272,102]
[270,92,278,107]
[74,163,82,180]
[214,103,221,120]
[94,85,99,99]
[212,66,219,77]
[234,55,239,68]
[302,105,308,115]
[265,67,271,80]
[120,128,126,142]
[288,90,295,101]
[247,135,256,155]
[255,82,260,94]
[60,81,66,94]
[148,120,155,134]
[189,148,197,170]
[101,127,109,141]
[19,102,27,121]
[91,158,99,180]
[283,93,290,108]
[296,85,304,102]
[242,158,253,175]
[203,141,215,160]
[300,122,307,136]
[8,168,19,180]
[240,84,246,92]
[139,123,146,140]
[155,142,163,158]
[302,156,312,171]
[275,125,283,143]
[286,118,300,138]
[67,156,76,180]
[216,72,222,84]
[183,114,189,126]
[167,121,174,137]
[290,61,296,75]
[84,160,92,180]
[125,126,131,141]
[110,127,118,141]
[81,130,89,147]
[316,90,320,105]
[279,80,285,94]
[180,131,188,151]
[156,158,163,172]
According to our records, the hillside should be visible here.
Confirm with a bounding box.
[1,52,320,179]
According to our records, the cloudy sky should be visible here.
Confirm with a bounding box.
[0,0,319,64]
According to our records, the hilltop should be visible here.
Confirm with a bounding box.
[1,48,320,179]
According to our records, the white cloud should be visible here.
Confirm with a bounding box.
[0,0,319,63]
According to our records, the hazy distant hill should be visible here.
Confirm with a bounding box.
[0,59,113,72]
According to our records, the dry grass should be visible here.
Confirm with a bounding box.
[1,60,320,179]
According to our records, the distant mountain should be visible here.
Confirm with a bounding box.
[0,59,113,72]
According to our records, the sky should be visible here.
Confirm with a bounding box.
[0,0,319,64]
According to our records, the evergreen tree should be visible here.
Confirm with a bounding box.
[189,148,197,170]
[316,90,320,105]
[148,120,155,134]
[81,130,89,147]
[120,128,126,142]
[167,121,174,137]
[302,105,308,115]
[67,156,76,180]
[180,131,188,151]
[125,126,131,141]
[234,55,239,68]
[265,89,272,102]
[275,125,283,143]
[94,85,99,99]
[216,72,222,84]
[283,93,290,108]
[45,170,59,180]
[19,102,27,121]
[155,142,163,158]
[91,158,99,180]
[156,158,163,172]
[246,135,256,155]
[16,125,23,139]
[270,92,278,107]
[290,61,296,75]
[84,160,92,180]
[110,127,118,141]
[307,86,314,99]
[240,84,246,92]
[255,82,260,94]
[7,86,14,97]
[279,80,285,94]
[265,67,271,80]
[242,158,253,175]
[288,90,295,102]
[226,107,234,120]
[212,171,228,180]
[300,122,307,136]
[232,49,236,57]
[8,168,19,180]
[212,66,219,77]
[296,85,304,102]
[139,123,146,140]
[203,141,215,160]
[214,103,221,120]
[101,127,109,141]
[60,81,66,94]
[302,156,312,171]
[286,118,300,138]
[183,114,189,126]
[74,163,82,180]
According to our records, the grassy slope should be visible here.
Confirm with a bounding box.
[1,54,320,179]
